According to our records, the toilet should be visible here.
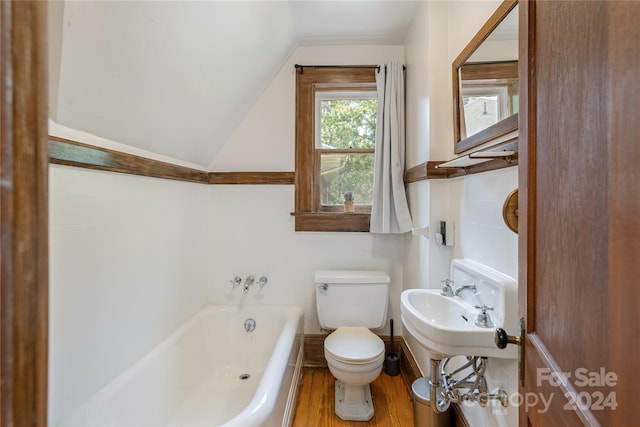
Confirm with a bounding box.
[314,270,390,421]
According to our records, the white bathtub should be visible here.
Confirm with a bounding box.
[58,305,304,427]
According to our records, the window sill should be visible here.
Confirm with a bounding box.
[290,212,370,232]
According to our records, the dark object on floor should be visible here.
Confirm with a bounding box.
[385,319,400,376]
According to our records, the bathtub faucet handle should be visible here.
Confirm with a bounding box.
[244,275,255,291]
[258,276,268,288]
[230,276,242,288]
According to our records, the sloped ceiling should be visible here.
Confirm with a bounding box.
[49,1,421,168]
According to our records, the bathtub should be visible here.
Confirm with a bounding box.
[58,305,304,427]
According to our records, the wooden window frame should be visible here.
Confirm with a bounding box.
[293,67,377,232]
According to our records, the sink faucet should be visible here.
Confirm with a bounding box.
[454,283,477,297]
[440,279,455,297]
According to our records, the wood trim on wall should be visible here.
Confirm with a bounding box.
[49,136,210,183]
[50,135,516,188]
[50,137,296,185]
[1,2,49,426]
[404,161,449,183]
[208,172,294,185]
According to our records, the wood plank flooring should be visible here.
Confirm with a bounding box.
[292,368,414,427]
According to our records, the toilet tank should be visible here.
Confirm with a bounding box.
[314,270,390,330]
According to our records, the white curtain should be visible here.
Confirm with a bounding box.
[370,62,413,233]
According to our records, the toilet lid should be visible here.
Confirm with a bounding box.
[324,327,385,364]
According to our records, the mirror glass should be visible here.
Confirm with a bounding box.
[453,1,518,154]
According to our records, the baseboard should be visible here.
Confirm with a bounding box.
[303,334,469,427]
[396,337,422,397]
[452,404,471,427]
[302,334,327,367]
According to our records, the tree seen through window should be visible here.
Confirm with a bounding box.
[319,98,377,205]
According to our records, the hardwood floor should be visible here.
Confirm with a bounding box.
[292,368,414,427]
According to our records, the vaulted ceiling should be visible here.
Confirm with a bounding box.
[48,1,421,168]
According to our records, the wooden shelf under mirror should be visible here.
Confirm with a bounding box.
[436,150,515,169]
[404,139,518,183]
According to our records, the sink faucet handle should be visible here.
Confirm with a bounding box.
[230,276,242,287]
[474,305,495,328]
[440,279,455,297]
[474,305,494,313]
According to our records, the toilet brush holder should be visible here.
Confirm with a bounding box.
[384,319,401,376]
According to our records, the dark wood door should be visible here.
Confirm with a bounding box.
[518,1,639,425]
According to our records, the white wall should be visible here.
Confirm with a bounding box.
[207,185,405,334]
[49,165,209,425]
[403,1,518,426]
[450,168,518,279]
[404,0,456,295]
[207,45,407,334]
[209,44,405,172]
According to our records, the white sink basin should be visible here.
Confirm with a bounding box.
[401,259,517,359]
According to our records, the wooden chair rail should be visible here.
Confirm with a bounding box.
[51,135,518,187]
[49,137,294,185]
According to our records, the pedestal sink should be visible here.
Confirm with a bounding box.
[401,259,517,359]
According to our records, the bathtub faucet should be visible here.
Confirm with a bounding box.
[258,276,268,288]
[244,275,255,291]
[230,276,242,288]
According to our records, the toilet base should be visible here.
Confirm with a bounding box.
[334,380,374,421]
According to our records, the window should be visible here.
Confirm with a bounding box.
[316,91,377,208]
[461,84,509,137]
[459,76,518,139]
[293,66,377,232]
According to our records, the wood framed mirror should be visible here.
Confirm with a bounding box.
[453,0,519,154]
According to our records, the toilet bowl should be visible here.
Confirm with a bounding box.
[324,327,385,421]
[314,270,390,421]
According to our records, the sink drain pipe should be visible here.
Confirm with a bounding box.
[430,358,449,413]
[431,356,508,412]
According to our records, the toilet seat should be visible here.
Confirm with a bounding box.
[324,327,385,364]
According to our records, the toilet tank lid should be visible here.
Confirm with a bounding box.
[314,270,390,284]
